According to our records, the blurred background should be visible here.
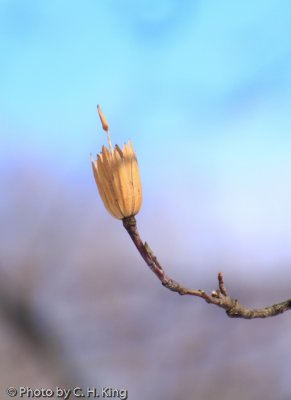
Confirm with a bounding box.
[1,0,291,399]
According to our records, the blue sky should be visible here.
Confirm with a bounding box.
[2,0,291,154]
[1,0,291,271]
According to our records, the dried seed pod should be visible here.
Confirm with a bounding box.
[92,106,142,219]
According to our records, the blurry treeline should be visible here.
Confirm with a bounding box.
[0,160,291,400]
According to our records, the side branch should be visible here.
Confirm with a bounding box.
[122,216,291,319]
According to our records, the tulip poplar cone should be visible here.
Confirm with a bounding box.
[92,105,143,220]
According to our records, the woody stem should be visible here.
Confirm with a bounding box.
[122,216,164,280]
[122,216,219,299]
[122,216,291,319]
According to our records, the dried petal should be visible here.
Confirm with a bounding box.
[97,105,109,132]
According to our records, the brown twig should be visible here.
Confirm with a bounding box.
[122,216,291,319]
